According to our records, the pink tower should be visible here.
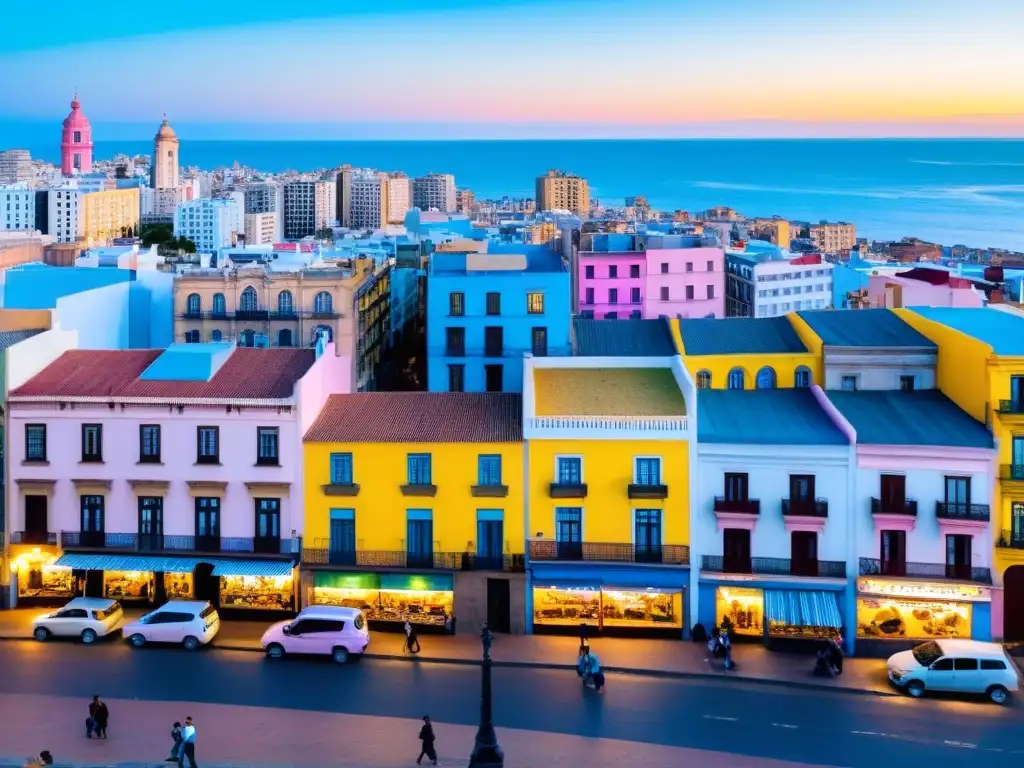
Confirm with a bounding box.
[61,92,93,176]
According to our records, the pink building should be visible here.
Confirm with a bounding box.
[577,232,725,319]
[6,343,349,613]
[60,93,93,176]
[867,268,986,309]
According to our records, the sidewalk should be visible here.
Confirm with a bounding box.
[0,607,895,696]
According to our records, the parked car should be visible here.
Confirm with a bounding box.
[32,597,124,644]
[888,638,1020,704]
[261,605,369,664]
[122,600,220,650]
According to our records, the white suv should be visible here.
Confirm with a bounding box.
[32,598,124,644]
[122,600,220,650]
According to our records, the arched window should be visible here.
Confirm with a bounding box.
[210,330,222,342]
[239,286,258,312]
[186,293,201,315]
[313,291,333,315]
[239,329,256,348]
[184,330,200,344]
[727,367,745,390]
[312,324,333,344]
[696,370,712,389]
[277,290,294,315]
[794,366,812,388]
[278,329,293,347]
[212,293,226,316]
[756,367,777,389]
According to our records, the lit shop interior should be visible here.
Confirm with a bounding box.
[312,572,454,629]
[855,579,991,642]
[531,585,684,637]
[711,586,844,646]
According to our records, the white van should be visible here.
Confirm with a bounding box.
[888,639,1020,704]
[122,600,220,650]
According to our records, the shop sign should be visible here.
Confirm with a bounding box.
[857,578,990,602]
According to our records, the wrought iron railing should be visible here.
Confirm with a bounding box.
[301,548,525,572]
[870,498,918,516]
[528,540,689,565]
[859,557,992,584]
[701,555,845,578]
[782,498,829,517]
[934,502,990,522]
[713,497,760,515]
[60,531,297,556]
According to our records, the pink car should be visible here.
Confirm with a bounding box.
[261,605,369,664]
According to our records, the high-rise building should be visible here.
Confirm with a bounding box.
[335,166,353,228]
[0,150,33,184]
[48,187,82,243]
[387,173,410,223]
[535,170,589,215]
[412,173,456,213]
[244,212,277,245]
[151,116,180,189]
[349,170,389,230]
[175,197,243,253]
[283,180,335,240]
[1,184,36,232]
[60,93,93,176]
[810,221,857,254]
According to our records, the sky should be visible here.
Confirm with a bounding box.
[1,0,1022,139]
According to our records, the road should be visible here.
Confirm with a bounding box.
[0,641,1019,767]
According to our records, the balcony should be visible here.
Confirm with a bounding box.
[998,400,1024,415]
[782,498,828,517]
[701,555,846,579]
[301,548,525,572]
[322,483,360,497]
[470,484,509,498]
[713,497,760,515]
[859,557,992,585]
[235,309,271,321]
[400,483,438,497]
[628,483,669,500]
[998,530,1024,549]
[528,540,689,565]
[11,531,56,546]
[526,415,688,441]
[548,482,588,499]
[60,531,297,557]
[935,502,990,522]
[870,498,918,516]
[1001,464,1024,482]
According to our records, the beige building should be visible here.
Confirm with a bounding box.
[82,188,140,246]
[810,221,856,253]
[152,117,180,189]
[387,173,410,224]
[535,169,589,215]
[244,212,277,245]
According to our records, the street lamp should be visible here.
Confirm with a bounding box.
[468,622,504,768]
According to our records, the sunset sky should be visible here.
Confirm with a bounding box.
[1,0,1021,139]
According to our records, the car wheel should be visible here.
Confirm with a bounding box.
[129,633,146,648]
[906,681,925,698]
[265,643,285,659]
[987,685,1009,705]
[332,646,350,664]
[33,627,50,642]
[80,629,97,644]
[182,635,200,651]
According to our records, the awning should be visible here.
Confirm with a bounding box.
[533,580,602,591]
[765,589,842,628]
[314,572,381,590]
[54,553,295,578]
[379,573,454,592]
[211,560,294,577]
[602,585,683,595]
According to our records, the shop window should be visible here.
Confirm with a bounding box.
[555,508,582,560]
[791,531,818,577]
[104,571,152,601]
[221,575,294,611]
[880,529,906,576]
[330,453,353,485]
[696,370,711,389]
[635,457,662,486]
[407,512,434,568]
[723,528,751,573]
[716,586,763,637]
[946,534,972,580]
[556,457,582,485]
[329,509,356,566]
[533,586,681,631]
[857,595,971,640]
[139,424,161,463]
[25,424,47,462]
[634,510,662,562]
[477,455,502,486]
[407,454,432,486]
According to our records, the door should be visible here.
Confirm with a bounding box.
[1011,376,1024,409]
[879,474,906,510]
[195,498,220,552]
[791,531,818,576]
[329,516,356,566]
[282,619,319,654]
[724,473,748,501]
[193,563,219,607]
[255,498,282,554]
[634,510,663,563]
[138,497,163,551]
[85,571,103,598]
[477,520,503,570]
[555,508,582,560]
[24,495,48,543]
[946,534,972,580]
[723,528,751,573]
[1013,502,1024,547]
[1004,565,1024,641]
[1013,437,1024,480]
[407,519,434,569]
[944,476,970,514]
[486,578,511,633]
[927,657,956,692]
[880,530,906,576]
[80,496,105,547]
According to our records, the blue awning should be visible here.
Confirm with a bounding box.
[54,553,295,578]
[765,589,842,628]
[210,560,295,577]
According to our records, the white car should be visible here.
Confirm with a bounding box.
[888,638,1020,704]
[122,600,220,651]
[32,597,124,644]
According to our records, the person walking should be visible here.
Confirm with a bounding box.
[88,696,108,739]
[166,721,184,762]
[416,715,437,766]
[178,717,197,768]
[404,619,420,654]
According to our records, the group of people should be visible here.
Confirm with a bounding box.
[707,624,735,669]
[814,636,845,677]
[167,716,199,768]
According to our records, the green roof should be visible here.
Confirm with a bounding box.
[680,317,807,356]
[697,389,848,445]
[798,309,935,348]
[572,318,677,357]
[909,307,1024,355]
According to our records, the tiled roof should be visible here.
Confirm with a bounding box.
[0,329,44,351]
[798,308,935,348]
[679,317,807,355]
[10,347,316,401]
[304,392,523,443]
[825,390,993,448]
[534,368,686,417]
[572,318,677,357]
[909,307,1024,355]
[697,389,848,445]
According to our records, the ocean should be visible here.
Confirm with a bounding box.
[11,137,1024,250]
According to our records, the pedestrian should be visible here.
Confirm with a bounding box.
[178,716,197,768]
[88,696,108,739]
[416,715,437,766]
[167,721,184,762]
[404,619,420,654]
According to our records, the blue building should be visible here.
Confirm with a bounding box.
[427,248,570,392]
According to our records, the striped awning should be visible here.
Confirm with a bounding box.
[765,589,842,628]
[54,553,295,578]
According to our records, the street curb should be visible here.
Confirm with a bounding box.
[0,633,899,699]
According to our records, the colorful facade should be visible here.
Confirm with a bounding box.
[82,188,140,246]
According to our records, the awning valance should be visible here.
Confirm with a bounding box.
[765,589,842,628]
[54,553,295,578]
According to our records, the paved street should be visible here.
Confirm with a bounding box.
[0,643,1019,767]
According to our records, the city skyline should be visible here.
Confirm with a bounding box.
[1,0,1021,139]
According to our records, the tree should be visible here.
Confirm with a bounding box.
[315,227,334,241]
[174,236,197,254]
[140,223,174,248]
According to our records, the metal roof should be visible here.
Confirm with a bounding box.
[572,318,677,357]
[909,307,1024,355]
[697,389,848,445]
[680,317,807,356]
[0,329,44,351]
[798,309,936,348]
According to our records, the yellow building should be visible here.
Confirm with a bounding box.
[82,188,140,246]
[673,316,821,390]
[523,355,694,638]
[302,391,527,633]
[535,170,589,216]
[895,306,1024,642]
[810,221,856,254]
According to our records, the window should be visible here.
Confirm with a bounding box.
[946,534,972,578]
[255,498,281,546]
[139,425,160,463]
[981,659,1009,670]
[277,328,293,347]
[81,424,102,462]
[629,309,642,319]
[485,364,503,392]
[630,287,641,304]
[707,260,714,272]
[607,288,618,305]
[407,453,432,485]
[80,495,104,533]
[138,497,163,548]
[184,330,200,344]
[685,262,693,273]
[330,453,353,485]
[635,457,661,486]
[527,293,545,314]
[755,367,777,389]
[880,529,907,575]
[477,511,504,565]
[212,293,226,316]
[449,291,465,316]
[794,366,811,388]
[723,528,751,572]
[608,265,618,279]
[448,364,465,392]
[407,510,434,567]
[900,375,916,392]
[879,474,906,508]
[685,285,694,300]
[445,326,465,356]
[953,658,978,671]
[556,456,582,485]
[727,368,745,389]
[584,265,594,279]
[661,263,669,274]
[73,130,81,143]
[239,286,258,312]
[478,455,502,486]
[604,312,617,319]
[277,290,294,315]
[555,508,582,558]
[791,531,818,576]
[329,509,356,564]
[696,370,711,389]
[634,510,662,559]
[197,426,219,464]
[944,475,971,509]
[313,291,334,315]
[790,474,814,501]
[724,473,749,501]
[841,375,858,392]
[660,286,669,301]
[630,264,640,278]
[486,292,501,315]
[186,293,201,315]
[585,287,595,305]
[484,326,503,357]
[531,327,548,357]
[581,310,594,319]
[706,285,715,299]
[257,427,279,466]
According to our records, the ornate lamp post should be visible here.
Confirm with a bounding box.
[468,622,504,767]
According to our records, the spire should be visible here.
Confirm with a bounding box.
[71,88,80,109]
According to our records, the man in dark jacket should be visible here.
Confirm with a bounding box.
[416,715,437,766]
[88,696,109,739]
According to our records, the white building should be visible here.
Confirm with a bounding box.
[155,186,186,216]
[387,174,410,224]
[0,150,33,184]
[1,184,35,232]
[726,247,834,317]
[174,197,243,253]
[48,187,82,243]
[350,170,389,230]
[412,173,456,213]
[139,185,155,217]
[244,212,277,245]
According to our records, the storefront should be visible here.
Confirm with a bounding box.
[855,578,991,644]
[11,549,73,603]
[311,572,454,629]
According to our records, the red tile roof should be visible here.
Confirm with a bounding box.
[304,392,523,443]
[10,348,316,401]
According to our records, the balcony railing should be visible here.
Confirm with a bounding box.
[11,531,56,545]
[628,483,669,500]
[301,548,525,572]
[782,498,829,517]
[177,309,341,321]
[548,482,588,499]
[526,415,688,437]
[528,540,690,565]
[60,531,298,556]
[701,555,846,578]
[935,502,990,522]
[998,530,1024,549]
[1001,464,1024,482]
[870,498,918,516]
[713,497,760,515]
[998,399,1024,415]
[859,557,992,584]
